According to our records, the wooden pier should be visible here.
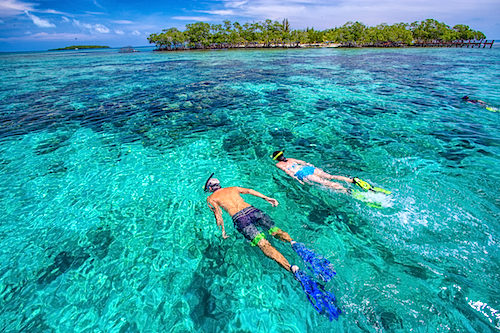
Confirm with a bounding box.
[413,39,495,48]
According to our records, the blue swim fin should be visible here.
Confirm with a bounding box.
[294,269,341,321]
[292,242,336,283]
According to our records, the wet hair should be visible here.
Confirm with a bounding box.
[271,150,286,161]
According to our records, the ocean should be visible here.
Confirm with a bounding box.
[0,45,499,332]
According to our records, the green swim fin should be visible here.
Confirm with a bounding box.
[350,189,382,209]
[353,177,371,191]
[372,186,392,195]
[353,177,391,195]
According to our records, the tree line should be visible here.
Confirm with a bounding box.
[147,18,486,50]
[49,45,110,51]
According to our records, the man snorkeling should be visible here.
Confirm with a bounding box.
[204,174,299,273]
[204,173,342,321]
[204,174,341,321]
[271,150,353,193]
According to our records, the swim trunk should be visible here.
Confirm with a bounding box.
[294,166,316,181]
[232,206,280,246]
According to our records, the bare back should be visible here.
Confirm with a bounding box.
[207,187,252,216]
[276,158,306,173]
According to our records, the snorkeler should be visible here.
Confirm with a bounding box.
[271,150,391,197]
[205,175,297,272]
[462,96,498,112]
[271,150,353,193]
[204,174,341,320]
[462,95,486,106]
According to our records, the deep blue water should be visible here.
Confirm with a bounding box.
[0,46,499,332]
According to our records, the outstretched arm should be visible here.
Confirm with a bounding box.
[207,198,228,239]
[238,187,278,207]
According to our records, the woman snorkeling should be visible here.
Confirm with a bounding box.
[271,150,354,193]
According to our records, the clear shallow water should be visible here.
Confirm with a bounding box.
[0,46,499,332]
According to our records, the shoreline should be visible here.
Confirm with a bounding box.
[49,45,110,51]
[152,40,495,52]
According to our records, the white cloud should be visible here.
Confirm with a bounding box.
[0,0,34,17]
[73,19,91,30]
[25,10,55,28]
[84,11,106,15]
[199,10,235,15]
[225,0,248,8]
[112,20,134,24]
[208,0,500,34]
[93,0,104,9]
[132,30,141,36]
[115,29,124,35]
[73,19,110,33]
[172,16,212,21]
[40,9,66,15]
[94,24,109,33]
[0,0,67,17]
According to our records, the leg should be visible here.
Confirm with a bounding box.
[306,174,349,193]
[256,211,293,243]
[331,175,354,183]
[257,238,292,272]
[270,228,292,243]
[314,168,353,183]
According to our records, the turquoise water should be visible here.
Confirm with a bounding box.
[0,46,499,332]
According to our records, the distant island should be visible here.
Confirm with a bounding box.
[148,18,488,51]
[49,45,110,51]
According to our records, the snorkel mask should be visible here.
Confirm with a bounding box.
[204,173,221,192]
[271,150,287,162]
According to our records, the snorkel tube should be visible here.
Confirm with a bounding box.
[272,151,283,160]
[203,172,215,192]
[271,150,286,162]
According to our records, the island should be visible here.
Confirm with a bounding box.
[49,45,110,51]
[148,18,490,51]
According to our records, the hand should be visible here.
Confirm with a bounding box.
[222,232,229,239]
[267,198,279,207]
[292,176,305,185]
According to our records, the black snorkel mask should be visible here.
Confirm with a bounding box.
[271,150,287,162]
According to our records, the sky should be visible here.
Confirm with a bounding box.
[0,0,499,51]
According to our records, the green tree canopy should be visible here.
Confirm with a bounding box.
[148,18,487,50]
[185,22,211,48]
